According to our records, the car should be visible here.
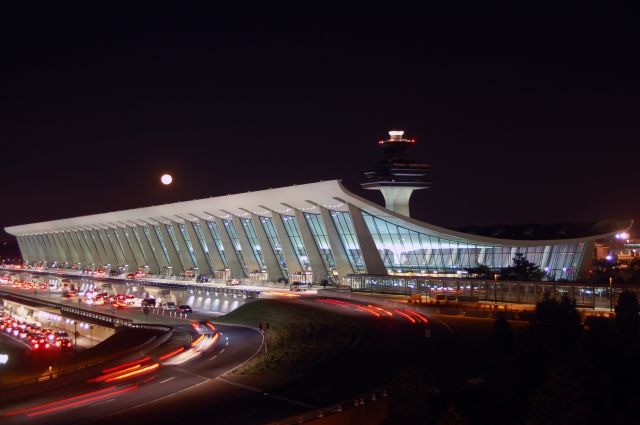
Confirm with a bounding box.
[109,270,120,277]
[177,305,192,313]
[290,281,308,291]
[127,273,137,279]
[141,298,156,307]
[161,301,176,311]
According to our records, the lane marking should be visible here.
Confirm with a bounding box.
[220,348,225,353]
[209,355,217,361]
[225,336,229,341]
[91,399,115,407]
[225,341,229,346]
[159,377,175,384]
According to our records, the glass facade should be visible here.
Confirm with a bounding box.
[178,223,198,268]
[113,229,128,263]
[362,211,585,280]
[100,231,117,263]
[165,224,186,269]
[119,227,139,266]
[205,220,228,268]
[130,227,149,265]
[260,216,288,277]
[281,215,308,270]
[223,219,247,271]
[141,226,162,266]
[151,225,171,265]
[331,211,365,272]
[304,213,336,270]
[191,222,214,271]
[240,218,266,270]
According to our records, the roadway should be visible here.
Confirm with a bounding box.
[0,281,463,424]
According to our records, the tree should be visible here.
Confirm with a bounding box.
[464,263,494,279]
[500,253,544,281]
[615,290,640,341]
[534,294,582,348]
[437,403,467,425]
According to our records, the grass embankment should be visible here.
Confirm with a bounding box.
[216,299,359,375]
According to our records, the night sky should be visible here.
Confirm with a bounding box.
[1,4,639,249]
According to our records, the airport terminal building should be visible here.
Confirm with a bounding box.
[3,179,617,285]
[3,131,626,287]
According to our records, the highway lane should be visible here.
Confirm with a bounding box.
[0,322,263,425]
[1,285,455,424]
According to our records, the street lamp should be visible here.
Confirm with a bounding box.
[609,276,613,312]
[493,273,499,307]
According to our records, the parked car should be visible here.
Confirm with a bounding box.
[161,301,176,311]
[141,298,156,307]
[177,305,192,313]
[290,281,308,292]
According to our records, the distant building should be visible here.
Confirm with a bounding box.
[595,232,639,262]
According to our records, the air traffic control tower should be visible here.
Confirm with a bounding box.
[362,130,431,217]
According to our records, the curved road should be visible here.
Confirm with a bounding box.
[1,283,458,424]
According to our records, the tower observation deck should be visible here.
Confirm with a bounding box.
[361,130,431,217]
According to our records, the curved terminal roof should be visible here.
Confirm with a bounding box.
[4,180,631,247]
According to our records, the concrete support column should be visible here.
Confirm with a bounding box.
[62,231,83,265]
[40,234,59,263]
[47,233,66,263]
[124,226,147,271]
[377,187,416,217]
[106,228,127,267]
[169,221,196,271]
[139,224,166,272]
[293,209,330,284]
[15,236,29,262]
[39,234,57,263]
[270,212,302,275]
[113,227,139,270]
[143,224,170,270]
[96,228,118,267]
[70,230,92,265]
[28,236,43,262]
[184,221,212,275]
[157,222,185,275]
[347,204,387,275]
[231,215,260,273]
[318,206,353,277]
[214,216,245,278]
[52,232,72,264]
[197,219,226,271]
[83,230,104,265]
[251,214,285,280]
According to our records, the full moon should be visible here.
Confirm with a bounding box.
[160,174,173,185]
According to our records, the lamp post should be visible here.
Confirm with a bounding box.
[609,276,613,312]
[73,320,78,351]
[493,273,499,307]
